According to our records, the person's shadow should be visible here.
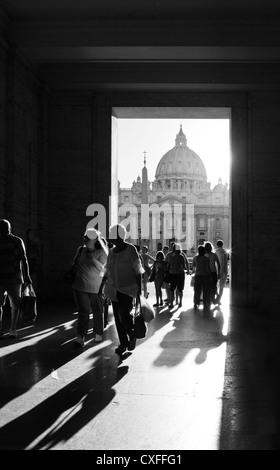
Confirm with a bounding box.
[153,307,227,368]
[0,343,128,450]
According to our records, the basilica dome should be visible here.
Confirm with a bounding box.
[155,125,207,182]
[213,178,226,192]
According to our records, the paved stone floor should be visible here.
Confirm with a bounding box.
[0,280,279,451]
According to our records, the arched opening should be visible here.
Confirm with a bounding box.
[112,107,231,309]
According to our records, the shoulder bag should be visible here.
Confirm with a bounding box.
[63,246,83,285]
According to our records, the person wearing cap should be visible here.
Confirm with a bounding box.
[72,227,108,347]
[0,219,32,338]
[166,243,186,308]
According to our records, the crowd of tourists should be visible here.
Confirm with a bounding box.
[0,218,229,355]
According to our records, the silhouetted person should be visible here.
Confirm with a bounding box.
[166,243,186,308]
[162,244,171,304]
[150,250,167,307]
[215,239,229,305]
[0,219,32,338]
[192,245,212,313]
[204,241,220,304]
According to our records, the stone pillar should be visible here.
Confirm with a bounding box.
[231,106,248,306]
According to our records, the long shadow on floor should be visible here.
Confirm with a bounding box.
[0,345,129,450]
[0,301,174,412]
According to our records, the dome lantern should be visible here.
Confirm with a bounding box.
[175,124,187,148]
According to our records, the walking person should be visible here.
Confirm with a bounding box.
[164,242,175,304]
[204,241,220,305]
[177,247,190,303]
[215,239,229,305]
[141,246,155,299]
[150,250,167,307]
[72,228,108,347]
[103,224,144,355]
[97,238,111,329]
[166,243,186,308]
[192,245,212,313]
[0,219,32,338]
[162,244,171,304]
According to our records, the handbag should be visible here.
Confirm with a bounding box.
[190,275,195,287]
[138,293,155,323]
[133,312,147,339]
[63,246,83,285]
[19,283,37,323]
[133,299,147,339]
[148,266,155,283]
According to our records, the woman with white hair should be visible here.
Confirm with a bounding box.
[103,224,144,355]
[72,227,108,347]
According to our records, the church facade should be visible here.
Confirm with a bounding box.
[118,126,230,256]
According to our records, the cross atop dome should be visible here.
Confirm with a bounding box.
[143,150,147,166]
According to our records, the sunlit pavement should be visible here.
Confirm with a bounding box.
[0,281,277,450]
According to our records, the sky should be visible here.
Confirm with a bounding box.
[117,118,231,189]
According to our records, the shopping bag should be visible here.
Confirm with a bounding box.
[138,293,155,323]
[190,275,195,287]
[19,284,37,323]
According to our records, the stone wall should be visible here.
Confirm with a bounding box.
[48,91,96,299]
[247,91,280,312]
[0,39,6,215]
[0,43,43,292]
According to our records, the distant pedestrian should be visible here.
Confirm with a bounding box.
[204,241,220,304]
[215,240,229,305]
[150,250,167,307]
[0,219,32,338]
[162,245,170,303]
[72,228,108,347]
[192,245,212,313]
[104,224,144,355]
[164,242,175,304]
[166,243,185,308]
[141,245,155,299]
